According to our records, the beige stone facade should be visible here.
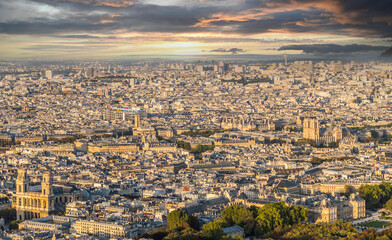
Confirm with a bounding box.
[15,169,81,221]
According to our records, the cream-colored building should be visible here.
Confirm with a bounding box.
[302,118,343,145]
[302,193,366,223]
[88,142,139,153]
[301,181,379,194]
[15,169,82,221]
[143,141,177,152]
[73,220,132,238]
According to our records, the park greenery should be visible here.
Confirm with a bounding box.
[9,220,22,230]
[358,182,392,209]
[176,140,215,159]
[281,221,358,240]
[140,205,392,240]
[138,202,308,240]
[358,220,392,229]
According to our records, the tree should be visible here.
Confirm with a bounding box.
[220,205,253,227]
[232,236,244,240]
[167,210,189,230]
[179,228,201,240]
[255,202,308,237]
[283,221,357,240]
[358,182,392,209]
[188,215,200,230]
[385,199,392,211]
[0,208,16,223]
[343,185,356,197]
[177,141,192,151]
[9,220,22,230]
[199,222,227,240]
[138,228,169,240]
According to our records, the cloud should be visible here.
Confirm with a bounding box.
[1,0,392,37]
[1,0,392,59]
[210,48,245,54]
[278,44,389,54]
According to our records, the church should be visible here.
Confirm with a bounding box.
[15,169,82,221]
[302,117,350,146]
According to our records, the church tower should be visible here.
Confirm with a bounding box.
[42,171,53,196]
[16,169,29,194]
[303,118,319,140]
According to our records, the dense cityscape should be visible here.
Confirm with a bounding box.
[2,0,392,239]
[0,59,391,239]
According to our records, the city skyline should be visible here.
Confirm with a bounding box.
[0,0,391,60]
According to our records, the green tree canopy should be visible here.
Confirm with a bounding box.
[283,220,357,240]
[344,185,356,197]
[385,199,392,212]
[220,205,253,227]
[168,210,189,230]
[359,182,392,209]
[255,202,308,237]
[199,222,228,240]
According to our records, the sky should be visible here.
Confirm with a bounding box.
[0,0,391,60]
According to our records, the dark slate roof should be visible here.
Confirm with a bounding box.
[223,225,244,234]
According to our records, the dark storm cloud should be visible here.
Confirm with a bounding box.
[278,44,389,54]
[210,48,245,54]
[0,0,391,38]
[0,2,216,35]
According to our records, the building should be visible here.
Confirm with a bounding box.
[143,141,177,153]
[303,118,320,140]
[104,107,146,123]
[73,220,133,238]
[302,118,343,146]
[301,181,379,195]
[0,194,10,210]
[294,193,366,223]
[88,142,139,153]
[15,169,82,221]
[19,216,71,234]
[45,70,53,79]
[85,67,94,77]
[221,117,257,131]
[218,61,229,74]
[222,225,244,238]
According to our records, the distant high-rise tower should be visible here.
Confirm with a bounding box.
[284,55,288,65]
[134,114,141,129]
[218,61,229,73]
[45,70,53,79]
[86,67,94,77]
